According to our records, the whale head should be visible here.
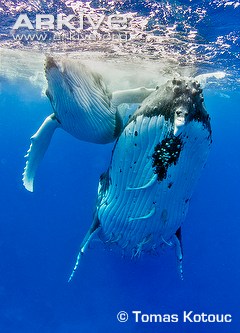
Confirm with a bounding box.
[134,77,211,137]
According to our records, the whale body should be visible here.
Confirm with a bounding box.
[21,58,212,280]
[23,57,154,192]
[69,78,212,281]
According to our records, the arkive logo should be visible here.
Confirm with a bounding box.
[12,13,130,31]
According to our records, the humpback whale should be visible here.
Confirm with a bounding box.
[68,78,212,281]
[22,58,212,280]
[23,57,154,192]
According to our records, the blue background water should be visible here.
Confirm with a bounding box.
[1,0,240,332]
[0,76,240,333]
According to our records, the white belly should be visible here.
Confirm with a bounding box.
[97,114,211,256]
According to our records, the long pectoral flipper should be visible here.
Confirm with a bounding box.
[112,87,155,106]
[68,215,101,282]
[23,114,60,192]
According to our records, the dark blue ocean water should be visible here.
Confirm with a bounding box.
[0,1,240,333]
[1,77,240,333]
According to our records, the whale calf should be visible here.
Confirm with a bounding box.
[23,57,154,192]
[68,78,212,281]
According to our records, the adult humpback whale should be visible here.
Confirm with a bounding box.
[23,57,154,192]
[68,78,212,281]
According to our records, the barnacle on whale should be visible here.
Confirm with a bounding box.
[152,135,183,181]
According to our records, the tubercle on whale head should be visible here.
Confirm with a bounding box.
[44,56,60,96]
[45,56,59,72]
[44,59,57,109]
[131,77,211,136]
[171,78,212,139]
[171,78,211,136]
[44,57,72,111]
[171,78,204,114]
[44,57,66,86]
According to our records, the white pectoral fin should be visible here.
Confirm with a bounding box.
[174,228,184,280]
[194,72,226,87]
[68,215,101,282]
[23,114,60,192]
[112,87,155,106]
